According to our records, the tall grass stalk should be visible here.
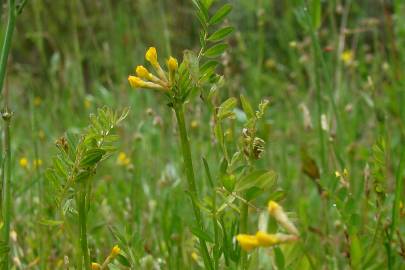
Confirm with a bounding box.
[1,96,12,270]
[0,1,17,269]
[0,0,16,92]
[77,184,91,269]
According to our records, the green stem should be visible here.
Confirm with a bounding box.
[240,196,248,269]
[77,188,90,269]
[1,111,12,270]
[0,0,16,95]
[173,103,213,270]
[388,146,404,267]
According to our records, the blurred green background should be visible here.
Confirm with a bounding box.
[1,0,405,269]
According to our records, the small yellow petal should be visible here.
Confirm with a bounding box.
[236,234,259,251]
[167,56,178,71]
[111,245,121,257]
[128,76,145,88]
[255,231,279,247]
[267,200,280,214]
[145,47,158,66]
[136,65,152,80]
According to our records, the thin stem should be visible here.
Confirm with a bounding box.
[1,111,12,270]
[173,103,213,270]
[239,196,248,269]
[0,0,16,95]
[1,3,16,268]
[77,188,90,269]
[388,146,405,267]
[30,95,46,270]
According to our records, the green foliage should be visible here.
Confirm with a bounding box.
[1,0,404,269]
[45,107,129,211]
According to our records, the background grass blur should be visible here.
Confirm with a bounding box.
[1,0,405,269]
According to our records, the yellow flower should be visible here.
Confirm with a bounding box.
[128,76,165,91]
[111,245,121,257]
[128,76,147,88]
[341,50,353,65]
[255,231,279,247]
[268,200,280,214]
[117,152,131,166]
[268,200,299,235]
[91,262,101,270]
[236,234,259,251]
[167,56,178,72]
[136,65,152,80]
[19,158,29,168]
[145,47,158,66]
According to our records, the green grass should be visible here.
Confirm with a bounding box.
[0,0,404,269]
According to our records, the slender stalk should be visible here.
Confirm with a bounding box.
[388,146,404,267]
[77,188,90,269]
[0,0,16,94]
[1,109,12,270]
[30,95,46,270]
[239,197,248,269]
[173,103,213,270]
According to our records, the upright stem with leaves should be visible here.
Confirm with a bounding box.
[173,102,213,269]
[46,108,128,269]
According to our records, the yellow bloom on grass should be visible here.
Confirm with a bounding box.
[19,158,29,168]
[341,50,354,66]
[236,234,259,251]
[117,152,131,166]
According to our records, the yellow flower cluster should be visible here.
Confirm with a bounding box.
[128,47,178,92]
[236,200,299,252]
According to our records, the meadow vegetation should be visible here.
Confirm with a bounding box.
[0,0,404,269]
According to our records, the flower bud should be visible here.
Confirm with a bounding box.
[167,56,178,72]
[145,47,158,66]
[136,65,152,80]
